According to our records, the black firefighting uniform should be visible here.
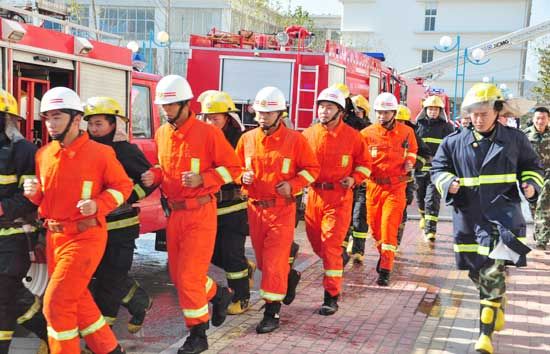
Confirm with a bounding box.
[0,133,48,354]
[90,132,155,326]
[414,111,455,235]
[211,122,250,302]
[397,121,431,245]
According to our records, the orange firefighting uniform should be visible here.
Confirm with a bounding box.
[360,122,417,272]
[154,112,241,327]
[302,121,371,296]
[27,132,133,354]
[235,124,319,303]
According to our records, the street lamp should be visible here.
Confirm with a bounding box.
[142,30,171,74]
[434,34,490,120]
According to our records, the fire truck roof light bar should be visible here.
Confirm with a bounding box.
[1,4,123,43]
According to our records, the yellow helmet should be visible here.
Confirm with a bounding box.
[351,95,370,115]
[461,83,504,111]
[83,97,126,121]
[200,91,239,115]
[396,105,411,121]
[0,89,23,120]
[330,83,350,98]
[197,90,219,104]
[423,95,445,109]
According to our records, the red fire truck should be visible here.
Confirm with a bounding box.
[0,7,166,236]
[186,27,426,128]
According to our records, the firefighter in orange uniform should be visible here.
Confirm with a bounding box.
[23,87,133,354]
[361,93,417,286]
[303,87,371,315]
[141,75,240,354]
[236,86,319,334]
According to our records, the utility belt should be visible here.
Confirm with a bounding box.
[168,194,213,211]
[215,188,246,203]
[370,175,409,185]
[0,220,24,229]
[250,197,293,209]
[312,182,337,190]
[44,217,99,234]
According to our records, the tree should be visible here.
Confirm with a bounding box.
[532,47,550,106]
[281,6,314,29]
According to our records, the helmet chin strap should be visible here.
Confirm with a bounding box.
[51,112,76,142]
[381,115,396,130]
[168,101,188,127]
[260,113,281,132]
[321,110,341,126]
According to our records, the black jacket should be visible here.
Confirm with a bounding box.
[415,110,455,175]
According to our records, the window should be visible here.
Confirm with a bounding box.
[181,8,222,39]
[424,3,437,31]
[97,6,155,40]
[421,49,434,63]
[131,85,152,138]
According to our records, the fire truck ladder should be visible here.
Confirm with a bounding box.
[295,64,320,128]
[399,19,550,79]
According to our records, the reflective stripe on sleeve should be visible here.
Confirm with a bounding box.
[0,175,17,185]
[521,171,544,188]
[459,174,517,187]
[133,184,147,200]
[106,189,124,207]
[215,166,234,184]
[354,166,371,177]
[81,181,93,199]
[422,137,443,144]
[297,170,315,183]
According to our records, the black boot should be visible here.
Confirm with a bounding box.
[375,257,381,274]
[256,302,281,334]
[108,344,126,353]
[376,269,390,286]
[282,269,301,305]
[318,291,339,316]
[289,242,300,267]
[210,286,233,327]
[178,323,209,354]
[122,280,153,334]
[0,340,11,354]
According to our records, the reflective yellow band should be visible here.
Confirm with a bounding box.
[107,216,140,231]
[421,166,431,172]
[435,172,457,195]
[226,269,249,280]
[245,157,252,170]
[0,331,14,341]
[121,281,139,304]
[381,244,397,252]
[517,237,527,244]
[459,174,517,187]
[80,316,107,337]
[521,171,544,188]
[407,152,417,160]
[352,231,368,239]
[0,174,17,185]
[259,289,286,302]
[183,304,209,319]
[106,189,124,207]
[425,215,438,222]
[354,166,371,177]
[104,316,116,326]
[47,326,79,341]
[217,201,247,216]
[298,170,315,183]
[81,181,93,199]
[417,156,426,164]
[288,257,295,264]
[133,184,147,200]
[191,158,201,174]
[0,226,35,237]
[480,299,501,308]
[453,243,490,255]
[215,166,234,184]
[478,246,490,256]
[282,158,291,174]
[17,296,41,325]
[205,277,214,293]
[19,175,36,187]
[341,155,350,167]
[325,269,343,277]
[422,137,443,144]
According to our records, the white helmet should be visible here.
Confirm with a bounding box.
[317,87,346,110]
[253,86,287,112]
[373,92,398,111]
[40,87,83,113]
[155,75,194,105]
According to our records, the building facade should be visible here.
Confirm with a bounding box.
[340,0,532,107]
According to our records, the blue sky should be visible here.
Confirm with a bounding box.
[290,0,342,15]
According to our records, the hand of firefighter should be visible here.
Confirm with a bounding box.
[242,170,255,185]
[404,161,414,172]
[181,171,203,188]
[141,170,155,187]
[522,182,535,199]
[448,179,460,194]
[23,178,40,197]
[339,176,355,189]
[275,181,292,198]
[77,199,97,216]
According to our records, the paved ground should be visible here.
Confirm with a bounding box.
[10,217,550,354]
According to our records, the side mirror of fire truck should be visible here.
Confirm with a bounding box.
[75,36,93,55]
[1,18,26,42]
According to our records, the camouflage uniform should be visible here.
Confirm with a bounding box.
[524,125,550,247]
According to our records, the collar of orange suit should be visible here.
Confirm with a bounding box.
[258,120,286,141]
[172,111,197,137]
[317,118,345,136]
[50,131,89,157]
[373,122,400,135]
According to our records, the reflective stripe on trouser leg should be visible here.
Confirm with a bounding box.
[424,182,441,233]
[44,228,118,354]
[166,200,218,327]
[248,202,295,302]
